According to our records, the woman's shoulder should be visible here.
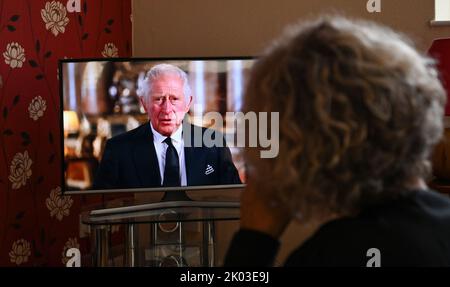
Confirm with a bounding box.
[414,189,450,215]
[285,189,450,266]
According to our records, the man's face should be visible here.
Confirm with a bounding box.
[141,74,192,136]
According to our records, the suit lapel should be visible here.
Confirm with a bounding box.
[184,124,205,186]
[184,146,193,185]
[132,123,161,187]
[184,124,194,185]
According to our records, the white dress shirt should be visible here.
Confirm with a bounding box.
[150,122,187,186]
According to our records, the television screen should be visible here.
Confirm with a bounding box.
[59,57,254,193]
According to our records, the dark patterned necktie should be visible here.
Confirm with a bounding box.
[162,137,180,186]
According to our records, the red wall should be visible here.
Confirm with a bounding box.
[0,0,131,266]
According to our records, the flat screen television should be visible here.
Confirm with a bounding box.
[58,57,255,195]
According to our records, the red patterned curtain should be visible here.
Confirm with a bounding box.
[0,0,132,266]
[429,38,450,116]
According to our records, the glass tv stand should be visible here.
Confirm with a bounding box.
[79,184,243,267]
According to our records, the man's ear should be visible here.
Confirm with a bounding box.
[185,96,193,112]
[139,96,148,113]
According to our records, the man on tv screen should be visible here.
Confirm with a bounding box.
[93,63,242,189]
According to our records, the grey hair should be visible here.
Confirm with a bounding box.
[244,15,446,220]
[137,63,192,103]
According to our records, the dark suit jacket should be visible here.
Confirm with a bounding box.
[93,122,242,189]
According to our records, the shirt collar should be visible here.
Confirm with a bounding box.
[150,122,183,144]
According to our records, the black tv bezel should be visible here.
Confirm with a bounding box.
[58,56,255,195]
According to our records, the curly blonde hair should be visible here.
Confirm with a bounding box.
[245,16,446,220]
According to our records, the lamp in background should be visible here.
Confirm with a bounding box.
[63,110,80,137]
[63,110,80,157]
[63,110,98,190]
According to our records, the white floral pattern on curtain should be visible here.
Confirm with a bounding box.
[3,42,25,69]
[0,0,132,266]
[45,186,73,221]
[101,43,118,57]
[28,96,47,121]
[41,1,70,36]
[9,239,31,265]
[8,151,33,190]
